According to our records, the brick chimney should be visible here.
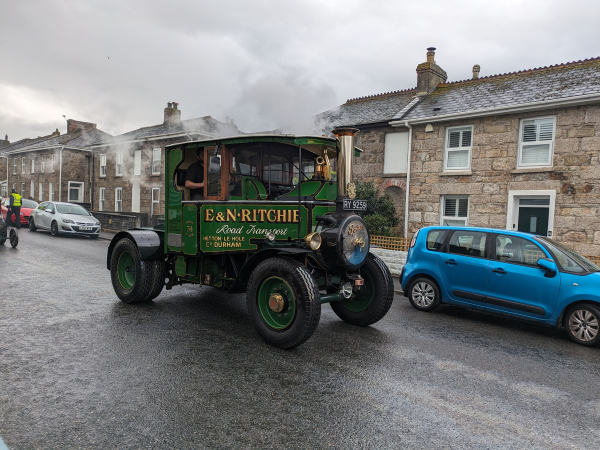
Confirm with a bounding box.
[0,134,9,148]
[164,102,181,125]
[416,47,447,95]
[67,119,97,134]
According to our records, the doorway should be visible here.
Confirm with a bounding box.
[506,190,556,238]
[517,203,549,235]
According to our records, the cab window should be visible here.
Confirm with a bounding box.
[494,235,546,267]
[448,230,487,258]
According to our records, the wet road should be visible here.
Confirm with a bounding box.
[1,230,600,449]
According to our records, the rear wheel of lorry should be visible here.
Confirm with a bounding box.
[331,253,394,326]
[247,257,321,349]
[110,238,154,304]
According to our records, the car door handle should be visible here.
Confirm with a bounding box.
[444,259,458,265]
[492,268,507,274]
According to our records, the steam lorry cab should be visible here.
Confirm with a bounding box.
[107,128,394,348]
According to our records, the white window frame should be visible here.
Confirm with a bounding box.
[41,155,45,173]
[22,157,26,174]
[133,150,142,176]
[152,148,161,175]
[441,195,469,226]
[115,153,123,177]
[21,183,25,198]
[115,187,122,212]
[99,187,106,211]
[13,158,17,175]
[68,181,84,203]
[39,183,44,201]
[52,154,56,172]
[100,154,107,177]
[517,116,555,169]
[151,188,160,215]
[30,180,35,198]
[443,126,473,172]
[49,183,54,201]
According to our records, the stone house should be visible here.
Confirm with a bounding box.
[0,121,112,207]
[316,49,600,256]
[89,103,239,228]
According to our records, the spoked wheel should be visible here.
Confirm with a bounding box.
[247,257,321,349]
[565,304,600,347]
[29,218,37,231]
[408,277,441,312]
[110,238,155,304]
[330,253,394,326]
[9,228,18,248]
[51,221,59,236]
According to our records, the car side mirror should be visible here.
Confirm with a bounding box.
[537,258,557,277]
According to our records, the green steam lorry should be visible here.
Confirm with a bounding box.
[107,128,394,348]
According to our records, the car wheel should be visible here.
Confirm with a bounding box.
[29,217,37,231]
[330,253,394,326]
[110,238,155,304]
[9,228,18,248]
[564,304,600,347]
[51,221,59,236]
[247,257,321,349]
[408,277,441,312]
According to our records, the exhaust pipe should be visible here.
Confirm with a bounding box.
[332,127,359,199]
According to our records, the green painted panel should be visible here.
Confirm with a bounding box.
[315,182,337,201]
[245,180,258,200]
[182,204,198,255]
[253,180,267,199]
[175,256,186,277]
[167,148,183,253]
[199,203,309,252]
[281,181,322,198]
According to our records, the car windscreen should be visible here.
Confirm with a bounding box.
[21,199,39,209]
[56,204,90,216]
[537,237,599,273]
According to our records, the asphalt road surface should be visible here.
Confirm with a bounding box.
[1,229,600,449]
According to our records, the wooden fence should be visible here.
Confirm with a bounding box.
[370,234,600,266]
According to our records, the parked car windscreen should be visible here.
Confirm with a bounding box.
[538,237,600,273]
[56,204,91,216]
[22,199,39,209]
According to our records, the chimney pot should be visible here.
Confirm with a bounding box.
[173,102,178,110]
[426,47,436,63]
[167,102,172,108]
[472,64,481,79]
[164,102,181,125]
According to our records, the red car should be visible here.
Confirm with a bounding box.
[1,197,39,226]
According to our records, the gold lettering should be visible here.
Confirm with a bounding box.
[293,210,300,223]
[226,209,236,222]
[215,212,225,222]
[258,209,267,222]
[241,209,251,222]
[287,210,292,222]
[267,210,276,223]
[277,210,286,223]
[252,209,257,222]
[205,209,214,221]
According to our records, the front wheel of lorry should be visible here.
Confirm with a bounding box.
[330,253,394,327]
[247,257,321,349]
[110,238,155,304]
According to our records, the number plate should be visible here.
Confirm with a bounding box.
[80,226,92,231]
[343,199,367,211]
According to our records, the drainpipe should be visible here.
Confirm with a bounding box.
[59,146,64,201]
[404,121,413,238]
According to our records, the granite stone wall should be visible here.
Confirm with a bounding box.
[407,104,600,255]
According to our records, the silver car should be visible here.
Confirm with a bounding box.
[29,202,101,238]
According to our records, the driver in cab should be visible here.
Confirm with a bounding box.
[185,149,204,200]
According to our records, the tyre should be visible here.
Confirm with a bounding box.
[408,277,441,312]
[9,228,18,248]
[330,253,394,326]
[247,257,321,349]
[564,303,600,347]
[29,217,37,231]
[110,238,155,304]
[51,221,59,236]
[146,259,166,302]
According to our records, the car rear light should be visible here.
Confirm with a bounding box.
[409,229,420,248]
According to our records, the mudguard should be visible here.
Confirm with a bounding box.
[107,229,164,270]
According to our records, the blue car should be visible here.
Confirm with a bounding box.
[401,226,600,347]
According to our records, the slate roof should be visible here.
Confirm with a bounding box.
[315,56,600,128]
[112,116,240,142]
[403,57,600,121]
[0,136,55,156]
[1,128,113,154]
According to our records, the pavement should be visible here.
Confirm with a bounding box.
[2,229,600,449]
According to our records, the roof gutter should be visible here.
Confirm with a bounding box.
[389,92,600,126]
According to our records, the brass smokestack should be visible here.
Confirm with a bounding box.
[332,127,359,198]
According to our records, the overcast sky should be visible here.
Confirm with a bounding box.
[1,0,599,141]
